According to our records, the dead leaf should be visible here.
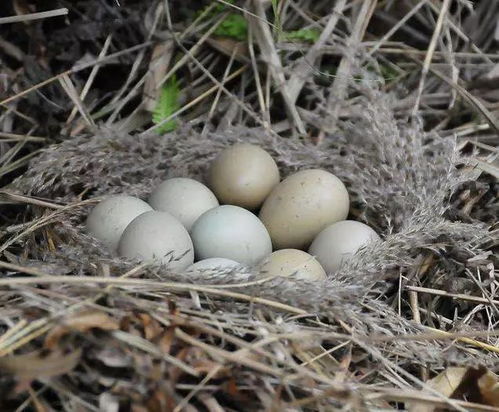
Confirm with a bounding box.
[408,367,499,412]
[44,310,119,348]
[478,369,499,407]
[143,40,175,112]
[431,367,468,397]
[0,348,81,380]
[206,37,249,63]
[137,313,163,341]
[158,325,176,354]
[408,367,467,411]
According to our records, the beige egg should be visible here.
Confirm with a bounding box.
[259,249,326,281]
[308,220,380,273]
[208,143,280,209]
[259,169,349,249]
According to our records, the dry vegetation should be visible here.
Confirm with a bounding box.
[0,0,498,410]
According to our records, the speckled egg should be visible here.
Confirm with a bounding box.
[208,143,280,209]
[191,205,272,265]
[85,195,152,251]
[308,220,380,273]
[259,169,349,249]
[118,211,194,270]
[259,249,326,281]
[148,177,219,231]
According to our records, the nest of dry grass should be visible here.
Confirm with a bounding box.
[0,0,498,410]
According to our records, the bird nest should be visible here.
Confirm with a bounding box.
[1,83,497,410]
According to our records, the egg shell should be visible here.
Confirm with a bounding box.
[259,249,326,281]
[118,211,194,270]
[208,143,280,209]
[85,195,152,251]
[259,169,349,250]
[191,205,272,265]
[308,220,380,273]
[148,177,219,231]
[187,258,241,272]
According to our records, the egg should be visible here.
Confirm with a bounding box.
[148,177,219,231]
[187,258,241,272]
[85,195,152,251]
[118,211,194,270]
[191,205,272,265]
[259,169,349,249]
[308,220,380,273]
[208,143,280,209]
[259,249,326,281]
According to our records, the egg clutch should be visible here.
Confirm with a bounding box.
[85,143,380,280]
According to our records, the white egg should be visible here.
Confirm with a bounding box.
[191,205,272,265]
[308,220,380,273]
[118,211,194,270]
[148,178,219,231]
[85,195,152,251]
[187,258,241,272]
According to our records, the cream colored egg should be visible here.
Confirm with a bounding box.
[259,249,326,281]
[118,211,194,270]
[259,169,349,249]
[85,195,152,251]
[148,177,219,231]
[308,220,380,273]
[208,143,280,209]
[191,205,272,265]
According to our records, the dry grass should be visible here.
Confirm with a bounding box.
[0,0,498,410]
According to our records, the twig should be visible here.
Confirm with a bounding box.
[412,0,451,115]
[0,8,68,25]
[323,0,377,133]
[406,285,499,307]
[0,191,64,209]
[249,0,306,134]
[286,0,347,103]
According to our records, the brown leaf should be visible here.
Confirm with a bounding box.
[0,348,81,380]
[408,367,499,412]
[478,370,499,407]
[44,310,119,348]
[408,367,467,412]
[137,313,163,341]
[206,37,249,63]
[432,367,468,397]
[143,40,175,112]
[158,326,176,354]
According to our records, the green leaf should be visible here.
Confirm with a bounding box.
[152,75,180,134]
[214,13,248,41]
[282,28,321,43]
[195,1,247,41]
